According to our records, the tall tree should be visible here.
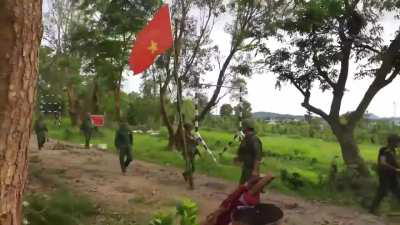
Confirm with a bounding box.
[220,104,234,116]
[0,0,42,224]
[42,0,83,125]
[154,0,223,149]
[268,0,400,176]
[155,0,285,149]
[197,0,285,121]
[72,0,161,121]
[234,100,252,119]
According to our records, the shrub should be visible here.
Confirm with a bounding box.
[24,190,97,225]
[62,127,74,140]
[148,199,199,225]
[159,127,169,139]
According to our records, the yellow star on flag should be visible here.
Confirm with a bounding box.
[148,40,159,54]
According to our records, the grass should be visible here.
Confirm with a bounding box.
[45,117,383,205]
[24,189,97,225]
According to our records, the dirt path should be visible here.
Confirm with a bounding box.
[27,139,396,225]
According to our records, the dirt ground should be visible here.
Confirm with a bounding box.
[27,139,398,225]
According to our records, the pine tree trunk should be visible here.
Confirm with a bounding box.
[331,124,370,177]
[0,1,43,224]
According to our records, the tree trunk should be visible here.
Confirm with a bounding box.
[91,76,100,114]
[114,72,123,122]
[160,87,175,149]
[331,124,370,177]
[114,88,121,121]
[0,1,42,225]
[66,84,80,126]
[198,50,236,122]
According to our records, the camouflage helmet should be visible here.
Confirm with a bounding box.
[387,134,400,146]
[242,119,256,130]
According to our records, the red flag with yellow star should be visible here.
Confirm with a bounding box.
[129,4,173,75]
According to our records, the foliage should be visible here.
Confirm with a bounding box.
[148,199,199,225]
[70,0,162,120]
[149,213,175,225]
[23,190,96,225]
[126,94,162,129]
[234,100,252,119]
[176,199,199,225]
[266,0,400,174]
[47,117,388,206]
[220,104,234,117]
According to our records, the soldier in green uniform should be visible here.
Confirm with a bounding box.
[114,122,133,175]
[80,113,93,149]
[181,123,200,182]
[34,115,48,150]
[369,134,400,213]
[235,119,263,185]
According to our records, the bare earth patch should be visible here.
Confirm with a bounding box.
[27,138,397,225]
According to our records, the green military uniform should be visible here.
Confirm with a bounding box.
[176,123,200,182]
[369,134,400,213]
[80,114,93,149]
[183,127,200,179]
[114,123,133,174]
[237,120,263,184]
[34,117,48,150]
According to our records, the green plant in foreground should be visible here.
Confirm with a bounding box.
[23,190,96,225]
[149,199,199,225]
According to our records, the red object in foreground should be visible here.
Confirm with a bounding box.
[90,115,105,127]
[129,4,173,75]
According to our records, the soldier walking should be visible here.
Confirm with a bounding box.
[80,113,93,149]
[34,115,48,150]
[182,123,200,182]
[114,122,133,175]
[235,120,263,185]
[369,134,400,213]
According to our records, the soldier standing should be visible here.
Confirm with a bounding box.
[235,120,263,185]
[369,134,400,213]
[114,122,133,175]
[182,123,200,182]
[34,115,48,150]
[80,113,93,149]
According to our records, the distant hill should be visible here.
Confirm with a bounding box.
[252,111,305,120]
[364,113,380,120]
[253,111,400,122]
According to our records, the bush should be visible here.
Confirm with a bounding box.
[24,190,97,225]
[62,127,74,140]
[159,127,169,139]
[148,199,199,225]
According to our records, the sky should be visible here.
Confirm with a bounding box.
[44,0,399,118]
[122,5,400,118]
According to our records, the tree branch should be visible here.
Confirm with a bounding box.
[353,42,380,54]
[301,91,330,122]
[384,66,400,85]
[330,25,352,117]
[181,4,214,79]
[348,33,400,127]
[312,52,336,88]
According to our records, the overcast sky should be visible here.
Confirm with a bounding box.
[109,3,400,117]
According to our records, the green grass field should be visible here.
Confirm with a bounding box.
[45,118,382,205]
